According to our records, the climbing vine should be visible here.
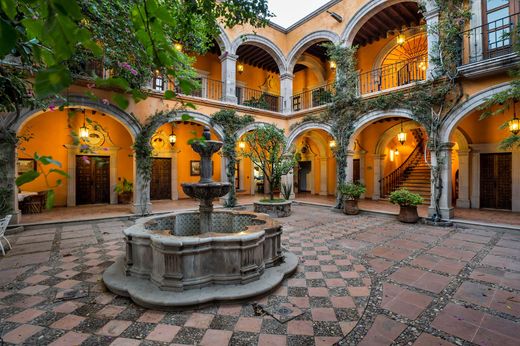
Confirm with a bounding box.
[210,110,254,207]
[325,0,470,219]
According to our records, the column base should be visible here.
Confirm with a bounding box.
[222,96,238,104]
[9,211,21,225]
[428,206,454,220]
[132,203,152,216]
[455,199,471,208]
[372,194,380,201]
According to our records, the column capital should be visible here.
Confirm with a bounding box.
[457,149,472,156]
[346,150,355,157]
[422,1,440,19]
[440,142,455,151]
[219,52,238,62]
[280,72,294,81]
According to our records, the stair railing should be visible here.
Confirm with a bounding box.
[380,140,424,197]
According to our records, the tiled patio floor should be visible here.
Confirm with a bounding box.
[1,205,519,345]
[18,195,520,227]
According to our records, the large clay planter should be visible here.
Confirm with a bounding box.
[343,199,359,215]
[118,191,132,204]
[398,205,419,223]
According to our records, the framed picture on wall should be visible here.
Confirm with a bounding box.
[190,160,214,176]
[190,160,201,176]
[17,158,37,176]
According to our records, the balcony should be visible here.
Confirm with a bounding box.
[291,83,335,112]
[236,86,282,113]
[358,54,428,95]
[459,13,520,77]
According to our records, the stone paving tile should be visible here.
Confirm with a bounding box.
[1,205,519,346]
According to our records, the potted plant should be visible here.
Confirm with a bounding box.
[389,188,423,223]
[114,178,133,204]
[338,182,366,215]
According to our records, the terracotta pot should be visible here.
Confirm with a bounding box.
[118,191,133,204]
[398,205,419,223]
[343,199,359,215]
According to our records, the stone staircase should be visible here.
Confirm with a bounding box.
[398,156,431,204]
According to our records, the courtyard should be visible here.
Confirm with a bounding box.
[1,204,519,345]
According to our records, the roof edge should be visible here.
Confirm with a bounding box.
[267,0,342,33]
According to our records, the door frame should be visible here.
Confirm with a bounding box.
[470,143,519,211]
[65,145,120,206]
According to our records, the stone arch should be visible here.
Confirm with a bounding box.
[215,25,232,54]
[440,82,512,143]
[231,34,287,74]
[340,0,420,45]
[9,95,141,140]
[452,128,470,150]
[163,111,225,140]
[235,121,271,140]
[286,30,340,73]
[349,108,415,150]
[286,122,334,150]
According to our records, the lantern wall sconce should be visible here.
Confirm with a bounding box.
[509,100,520,135]
[329,140,337,149]
[169,126,177,147]
[79,109,89,140]
[396,32,406,45]
[238,141,246,149]
[397,120,407,145]
[395,148,399,156]
[237,63,244,74]
[329,61,337,71]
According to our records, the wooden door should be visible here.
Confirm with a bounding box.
[480,153,512,210]
[353,159,360,183]
[151,158,172,200]
[76,156,110,205]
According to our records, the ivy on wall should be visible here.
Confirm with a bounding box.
[210,110,254,207]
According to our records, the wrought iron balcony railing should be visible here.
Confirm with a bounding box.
[291,83,335,111]
[152,76,224,101]
[236,86,282,112]
[460,13,519,65]
[358,54,428,95]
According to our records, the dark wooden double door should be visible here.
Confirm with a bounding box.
[480,153,512,210]
[151,158,172,200]
[76,156,110,205]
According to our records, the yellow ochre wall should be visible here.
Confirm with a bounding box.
[17,110,134,207]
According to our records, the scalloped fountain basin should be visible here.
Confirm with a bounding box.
[121,210,284,292]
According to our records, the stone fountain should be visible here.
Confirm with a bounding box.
[103,127,297,309]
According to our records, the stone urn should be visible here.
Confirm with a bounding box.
[254,200,292,218]
[398,206,419,223]
[343,199,359,215]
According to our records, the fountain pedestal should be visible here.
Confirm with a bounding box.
[103,126,297,310]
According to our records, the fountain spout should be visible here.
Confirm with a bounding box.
[181,127,231,233]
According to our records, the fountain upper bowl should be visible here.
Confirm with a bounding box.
[181,181,231,200]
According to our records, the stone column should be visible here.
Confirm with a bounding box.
[133,156,152,215]
[428,142,455,219]
[280,169,295,200]
[345,151,355,183]
[372,154,385,200]
[424,1,440,79]
[280,73,294,114]
[456,149,471,208]
[0,135,19,224]
[220,52,238,103]
[171,152,179,200]
[470,149,480,209]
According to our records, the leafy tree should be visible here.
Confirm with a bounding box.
[240,124,295,201]
[210,109,254,207]
[0,0,272,115]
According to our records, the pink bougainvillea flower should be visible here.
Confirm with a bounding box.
[80,144,89,150]
[81,156,90,164]
[102,147,109,151]
[48,103,56,111]
[102,98,110,105]
[87,83,95,89]
[130,69,138,76]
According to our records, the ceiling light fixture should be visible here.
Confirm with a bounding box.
[397,120,407,145]
[509,100,520,135]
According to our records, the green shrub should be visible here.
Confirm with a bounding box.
[338,182,366,200]
[389,188,423,207]
[280,182,293,200]
[114,178,133,193]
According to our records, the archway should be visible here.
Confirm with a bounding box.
[15,105,136,218]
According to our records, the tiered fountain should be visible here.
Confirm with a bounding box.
[103,127,297,309]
